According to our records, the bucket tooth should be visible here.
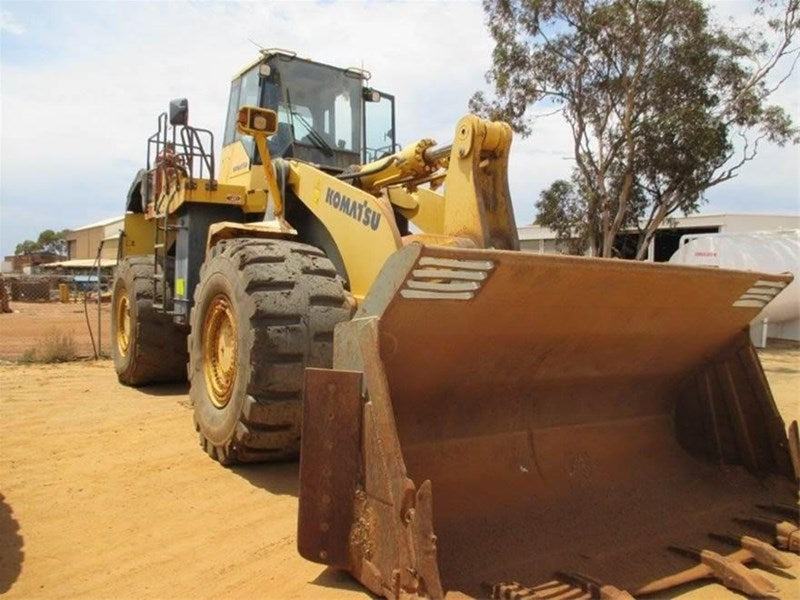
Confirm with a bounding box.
[545,589,587,600]
[554,572,633,600]
[739,535,796,568]
[699,549,778,597]
[530,581,563,592]
[482,580,602,600]
[663,546,778,597]
[736,517,800,553]
[531,584,571,599]
[709,532,794,569]
[482,581,557,599]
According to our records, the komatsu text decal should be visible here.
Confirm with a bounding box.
[325,188,382,231]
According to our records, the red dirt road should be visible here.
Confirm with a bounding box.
[0,301,111,361]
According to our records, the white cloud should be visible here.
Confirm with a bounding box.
[0,0,797,255]
[0,9,25,35]
[1,0,508,252]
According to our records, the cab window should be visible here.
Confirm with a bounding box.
[222,78,242,146]
[222,66,260,154]
[364,92,395,162]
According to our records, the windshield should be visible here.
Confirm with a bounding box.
[261,59,363,158]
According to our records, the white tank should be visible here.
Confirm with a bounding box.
[669,230,800,342]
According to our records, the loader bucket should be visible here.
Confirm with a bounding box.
[298,243,796,598]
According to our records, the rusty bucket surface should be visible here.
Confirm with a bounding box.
[298,243,796,598]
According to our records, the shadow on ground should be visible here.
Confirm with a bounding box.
[134,382,190,398]
[311,567,375,597]
[0,493,23,594]
[230,461,300,497]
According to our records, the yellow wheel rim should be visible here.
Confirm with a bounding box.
[203,294,238,409]
[115,290,131,357]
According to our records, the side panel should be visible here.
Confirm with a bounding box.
[298,368,363,569]
[218,139,270,210]
[174,204,243,323]
[287,162,402,300]
[122,213,154,257]
[165,180,251,213]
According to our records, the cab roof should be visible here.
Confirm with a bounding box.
[231,50,371,81]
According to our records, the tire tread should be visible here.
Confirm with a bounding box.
[189,238,351,463]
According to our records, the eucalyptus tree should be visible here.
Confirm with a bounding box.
[472,0,799,258]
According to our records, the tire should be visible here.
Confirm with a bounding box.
[189,238,352,464]
[112,256,189,385]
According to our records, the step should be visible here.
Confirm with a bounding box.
[151,303,176,316]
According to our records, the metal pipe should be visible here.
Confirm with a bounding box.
[422,143,452,164]
[96,239,105,358]
[336,155,397,181]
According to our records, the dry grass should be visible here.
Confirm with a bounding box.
[19,329,78,363]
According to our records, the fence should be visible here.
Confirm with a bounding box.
[2,275,111,303]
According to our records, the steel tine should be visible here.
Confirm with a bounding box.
[545,588,586,600]
[709,532,741,546]
[554,571,591,592]
[735,516,778,533]
[667,545,702,561]
[756,503,800,522]
[533,584,572,599]
[483,581,560,600]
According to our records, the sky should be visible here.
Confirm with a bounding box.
[0,0,798,257]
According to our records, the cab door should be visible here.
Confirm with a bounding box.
[363,90,396,163]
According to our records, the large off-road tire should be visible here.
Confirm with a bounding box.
[112,256,189,385]
[189,238,352,464]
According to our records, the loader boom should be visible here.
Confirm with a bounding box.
[244,112,519,299]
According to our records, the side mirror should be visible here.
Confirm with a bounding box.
[169,98,189,126]
[236,106,278,137]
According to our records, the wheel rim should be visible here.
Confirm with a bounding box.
[115,288,131,357]
[203,294,238,409]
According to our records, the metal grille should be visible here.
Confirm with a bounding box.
[399,256,494,300]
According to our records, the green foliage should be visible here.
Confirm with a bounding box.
[14,229,69,255]
[14,240,40,255]
[37,229,69,254]
[473,0,799,258]
[535,179,593,255]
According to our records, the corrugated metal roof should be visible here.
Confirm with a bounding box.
[519,213,800,239]
[41,259,117,269]
[69,216,124,233]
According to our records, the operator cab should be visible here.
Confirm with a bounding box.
[221,50,396,173]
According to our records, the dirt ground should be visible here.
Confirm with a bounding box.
[0,301,111,361]
[0,335,798,598]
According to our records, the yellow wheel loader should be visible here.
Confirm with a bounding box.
[112,50,799,599]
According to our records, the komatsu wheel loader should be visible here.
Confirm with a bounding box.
[112,49,799,599]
